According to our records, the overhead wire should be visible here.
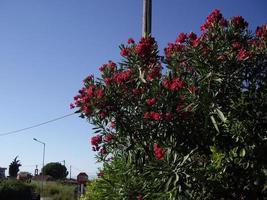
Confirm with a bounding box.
[0,113,76,137]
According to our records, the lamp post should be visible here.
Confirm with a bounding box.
[142,0,152,36]
[33,138,45,196]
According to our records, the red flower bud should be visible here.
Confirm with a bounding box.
[146,98,156,106]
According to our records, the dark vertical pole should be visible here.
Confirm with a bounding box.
[69,165,71,179]
[42,143,45,196]
[142,0,152,37]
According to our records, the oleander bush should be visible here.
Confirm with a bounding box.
[73,10,267,199]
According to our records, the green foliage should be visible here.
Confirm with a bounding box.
[8,156,21,177]
[81,158,170,200]
[0,180,33,200]
[42,162,68,180]
[31,181,75,200]
[74,10,267,199]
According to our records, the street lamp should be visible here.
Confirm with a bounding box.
[33,138,45,196]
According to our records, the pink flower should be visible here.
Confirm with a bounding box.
[143,112,151,119]
[170,78,186,91]
[232,16,248,29]
[96,88,104,99]
[192,38,201,47]
[127,38,135,44]
[99,61,116,72]
[83,106,91,114]
[164,43,175,58]
[134,36,156,57]
[232,42,242,49]
[237,48,251,61]
[120,48,129,56]
[86,85,95,98]
[114,70,132,84]
[153,144,165,160]
[70,103,75,109]
[220,18,228,27]
[104,134,113,142]
[201,9,223,31]
[83,75,93,83]
[176,33,187,44]
[100,147,107,155]
[256,24,267,38]
[110,122,116,129]
[144,112,161,120]
[162,79,171,89]
[147,67,161,81]
[91,135,102,146]
[188,32,197,41]
[146,98,156,106]
[99,112,107,119]
[150,112,161,120]
[104,77,113,85]
[99,64,107,72]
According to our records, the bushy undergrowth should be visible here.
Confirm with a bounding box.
[32,181,75,200]
[0,180,33,200]
[74,10,267,200]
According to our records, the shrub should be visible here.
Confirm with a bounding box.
[32,181,75,200]
[0,180,33,200]
[73,10,267,199]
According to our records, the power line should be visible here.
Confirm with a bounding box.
[0,113,76,137]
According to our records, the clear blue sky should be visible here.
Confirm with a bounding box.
[0,0,266,178]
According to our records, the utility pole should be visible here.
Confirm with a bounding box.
[142,0,152,36]
[33,138,46,196]
[69,165,72,179]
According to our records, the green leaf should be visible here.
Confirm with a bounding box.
[165,176,173,192]
[215,108,226,123]
[239,148,246,157]
[181,154,190,165]
[210,115,220,133]
[173,173,180,186]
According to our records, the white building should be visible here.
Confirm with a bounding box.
[0,167,7,179]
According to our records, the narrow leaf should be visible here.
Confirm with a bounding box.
[210,115,220,133]
[215,108,226,123]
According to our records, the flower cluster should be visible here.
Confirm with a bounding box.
[256,24,267,38]
[144,111,162,120]
[146,98,156,106]
[91,135,102,151]
[135,37,156,57]
[162,78,186,91]
[113,70,132,84]
[104,133,113,142]
[201,9,227,31]
[231,16,248,30]
[164,42,186,58]
[153,144,165,160]
[237,48,251,61]
[99,60,116,72]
